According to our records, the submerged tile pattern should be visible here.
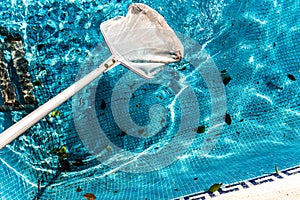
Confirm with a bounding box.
[174,166,300,200]
[0,27,37,112]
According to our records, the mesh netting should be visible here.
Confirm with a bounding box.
[0,0,299,200]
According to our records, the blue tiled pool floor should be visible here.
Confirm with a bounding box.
[0,0,299,199]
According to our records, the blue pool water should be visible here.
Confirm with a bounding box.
[0,0,299,199]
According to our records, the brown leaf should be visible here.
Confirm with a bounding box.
[84,193,96,200]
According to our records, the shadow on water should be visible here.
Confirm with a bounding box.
[33,171,61,200]
[33,161,71,200]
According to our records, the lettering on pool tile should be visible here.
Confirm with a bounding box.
[282,166,300,176]
[174,165,300,200]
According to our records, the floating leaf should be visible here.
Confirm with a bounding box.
[208,183,222,193]
[50,110,60,118]
[59,146,67,154]
[287,74,296,81]
[221,71,232,85]
[59,146,67,153]
[33,79,42,86]
[84,193,96,200]
[76,187,82,192]
[58,146,68,160]
[225,113,232,125]
[223,77,231,85]
[38,180,41,191]
[51,146,68,160]
[106,145,111,152]
[275,166,279,174]
[195,125,205,133]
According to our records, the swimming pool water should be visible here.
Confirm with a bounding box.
[0,0,299,199]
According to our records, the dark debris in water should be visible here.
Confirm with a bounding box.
[118,131,126,137]
[33,79,42,86]
[221,70,232,86]
[287,74,296,81]
[38,180,41,191]
[76,187,82,192]
[195,125,205,133]
[178,66,186,71]
[59,159,71,171]
[225,113,232,125]
[37,44,44,51]
[100,99,106,109]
